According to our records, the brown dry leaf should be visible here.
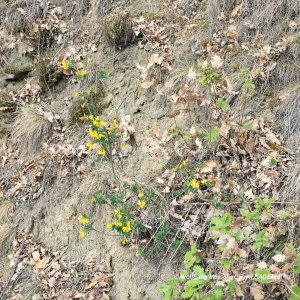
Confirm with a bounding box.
[284,247,297,259]
[200,160,218,173]
[250,283,265,300]
[34,256,50,269]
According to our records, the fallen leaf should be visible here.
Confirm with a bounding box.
[250,283,265,300]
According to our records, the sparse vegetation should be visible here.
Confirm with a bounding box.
[102,13,135,49]
[1,0,300,299]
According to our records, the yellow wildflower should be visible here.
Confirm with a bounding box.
[109,119,119,131]
[89,128,103,139]
[61,59,70,71]
[87,140,94,151]
[78,213,90,225]
[93,119,105,128]
[114,209,122,219]
[88,115,94,121]
[189,179,199,189]
[122,221,131,233]
[75,69,87,78]
[106,222,113,229]
[97,147,106,157]
[137,200,146,209]
[121,237,128,245]
[73,91,79,97]
[79,229,87,238]
[201,179,208,185]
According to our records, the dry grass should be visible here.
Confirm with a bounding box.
[4,0,42,33]
[275,91,300,146]
[0,223,14,252]
[280,163,300,203]
[13,105,52,154]
[240,0,300,33]
[35,57,62,89]
[0,199,14,224]
[0,91,17,136]
[102,13,135,49]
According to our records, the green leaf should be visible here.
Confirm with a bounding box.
[293,253,300,274]
[220,258,231,270]
[204,127,219,143]
[216,98,229,110]
[252,230,268,252]
[255,268,272,283]
[213,287,223,300]
[288,285,300,300]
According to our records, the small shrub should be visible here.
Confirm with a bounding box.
[68,83,108,123]
[102,13,135,49]
[35,57,62,89]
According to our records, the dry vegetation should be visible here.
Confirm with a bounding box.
[0,0,300,299]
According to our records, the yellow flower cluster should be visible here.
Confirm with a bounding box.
[61,59,70,71]
[201,179,208,185]
[109,119,119,131]
[78,213,90,225]
[79,229,87,238]
[121,237,128,245]
[189,178,199,189]
[89,128,104,139]
[137,190,146,208]
[97,147,106,157]
[75,69,87,78]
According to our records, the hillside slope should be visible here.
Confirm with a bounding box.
[0,1,300,299]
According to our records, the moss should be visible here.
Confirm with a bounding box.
[102,13,136,49]
[68,83,111,124]
[35,57,62,89]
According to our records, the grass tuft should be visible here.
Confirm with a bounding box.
[13,105,52,154]
[102,13,135,49]
[0,199,14,224]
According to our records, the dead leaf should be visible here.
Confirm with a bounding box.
[250,283,265,300]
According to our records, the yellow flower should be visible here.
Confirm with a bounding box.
[201,179,208,185]
[107,222,113,229]
[89,128,104,139]
[88,115,94,121]
[114,209,122,219]
[61,59,70,71]
[78,213,90,225]
[189,178,199,189]
[109,119,119,131]
[73,91,79,97]
[93,120,105,128]
[75,69,87,78]
[87,140,94,151]
[122,221,131,233]
[79,229,87,238]
[121,237,128,245]
[97,147,106,157]
[137,200,146,209]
